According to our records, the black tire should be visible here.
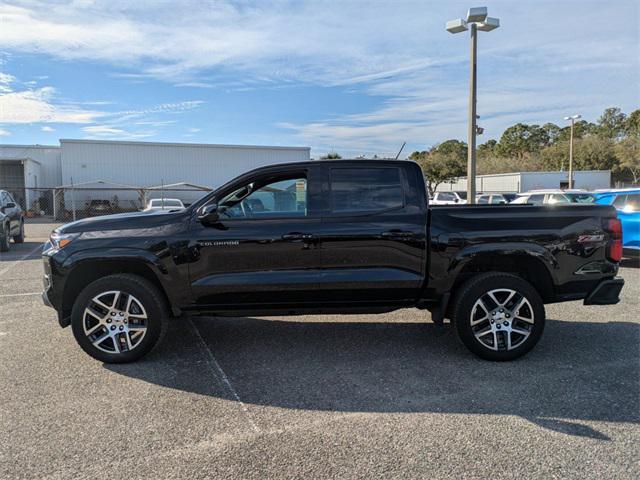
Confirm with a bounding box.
[0,224,10,252]
[13,220,25,243]
[71,274,168,363]
[451,272,545,361]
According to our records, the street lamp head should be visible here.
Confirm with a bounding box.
[477,17,499,31]
[467,7,488,23]
[446,18,468,34]
[564,114,582,121]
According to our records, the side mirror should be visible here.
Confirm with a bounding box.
[198,203,219,225]
[454,198,459,203]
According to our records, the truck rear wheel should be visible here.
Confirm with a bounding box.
[451,273,545,361]
[71,274,168,363]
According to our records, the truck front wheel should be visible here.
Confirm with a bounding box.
[71,274,168,363]
[451,273,545,361]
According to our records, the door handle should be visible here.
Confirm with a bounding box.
[282,232,316,241]
[381,230,416,240]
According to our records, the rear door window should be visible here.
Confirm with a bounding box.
[478,195,489,204]
[528,194,545,205]
[330,167,403,214]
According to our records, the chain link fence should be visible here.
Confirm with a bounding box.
[18,184,212,222]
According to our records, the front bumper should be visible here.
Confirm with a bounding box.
[41,290,52,308]
[583,277,624,305]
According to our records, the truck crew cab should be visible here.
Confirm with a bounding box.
[42,160,624,363]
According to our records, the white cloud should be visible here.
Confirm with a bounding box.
[82,125,126,135]
[0,71,15,92]
[0,127,10,136]
[0,1,637,152]
[82,124,156,140]
[41,125,55,132]
[0,86,103,123]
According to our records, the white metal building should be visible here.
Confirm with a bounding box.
[0,139,310,209]
[436,170,611,193]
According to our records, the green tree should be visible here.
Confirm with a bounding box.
[496,123,549,159]
[625,109,640,137]
[477,139,497,158]
[557,120,596,142]
[615,137,640,183]
[409,143,466,195]
[321,152,342,159]
[542,123,561,145]
[436,139,467,161]
[541,136,617,172]
[597,107,627,139]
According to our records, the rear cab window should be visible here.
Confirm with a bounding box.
[329,167,404,214]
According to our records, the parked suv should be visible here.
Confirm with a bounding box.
[511,189,596,205]
[431,191,467,204]
[477,193,509,204]
[0,190,25,252]
[86,200,114,217]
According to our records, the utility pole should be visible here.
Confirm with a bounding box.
[468,22,478,203]
[564,114,581,189]
[447,8,499,204]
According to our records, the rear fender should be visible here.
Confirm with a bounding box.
[447,242,558,298]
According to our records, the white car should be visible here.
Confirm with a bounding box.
[431,191,468,205]
[144,198,185,211]
[511,189,596,205]
[476,193,509,204]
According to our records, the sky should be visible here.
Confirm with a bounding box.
[0,0,638,158]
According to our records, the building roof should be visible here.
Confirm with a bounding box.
[145,181,213,191]
[55,180,141,190]
[0,144,60,149]
[59,138,310,151]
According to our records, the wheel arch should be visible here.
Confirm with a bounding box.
[61,256,179,324]
[449,247,556,304]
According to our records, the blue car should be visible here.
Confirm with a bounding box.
[594,189,640,253]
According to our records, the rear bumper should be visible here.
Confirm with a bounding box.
[583,277,624,305]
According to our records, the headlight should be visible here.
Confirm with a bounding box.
[49,231,80,250]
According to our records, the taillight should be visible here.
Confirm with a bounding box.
[603,217,623,262]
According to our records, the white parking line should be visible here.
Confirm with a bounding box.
[188,318,260,433]
[0,243,44,276]
[0,292,41,298]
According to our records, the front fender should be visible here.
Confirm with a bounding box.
[61,247,187,315]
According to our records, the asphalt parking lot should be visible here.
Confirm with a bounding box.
[1,223,638,479]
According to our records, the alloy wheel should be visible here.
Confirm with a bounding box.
[469,288,534,351]
[82,290,148,354]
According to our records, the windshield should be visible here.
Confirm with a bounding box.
[457,192,467,200]
[567,193,595,203]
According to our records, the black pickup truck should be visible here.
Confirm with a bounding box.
[42,160,624,363]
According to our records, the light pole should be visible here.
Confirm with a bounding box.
[447,7,499,204]
[563,114,581,189]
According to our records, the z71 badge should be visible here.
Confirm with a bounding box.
[577,234,605,243]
